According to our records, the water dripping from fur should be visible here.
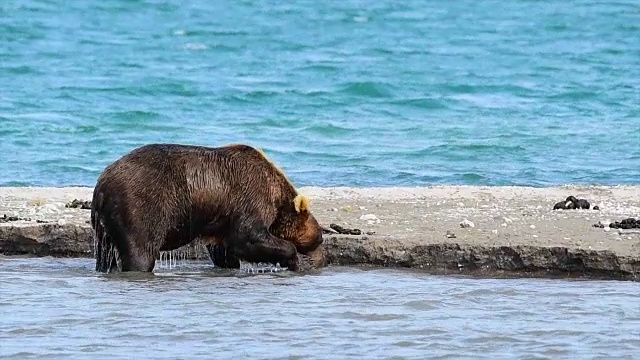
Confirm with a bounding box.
[154,240,301,273]
[239,261,289,274]
[157,248,190,269]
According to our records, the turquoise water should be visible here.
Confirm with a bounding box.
[1,0,639,187]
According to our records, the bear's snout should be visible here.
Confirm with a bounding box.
[303,244,326,268]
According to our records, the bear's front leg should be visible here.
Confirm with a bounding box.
[234,226,299,271]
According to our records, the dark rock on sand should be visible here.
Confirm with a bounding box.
[609,218,640,230]
[1,214,32,223]
[553,201,568,210]
[575,199,591,210]
[65,199,92,210]
[0,215,51,224]
[321,226,339,234]
[553,196,590,210]
[329,223,362,235]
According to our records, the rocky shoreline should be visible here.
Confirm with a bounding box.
[1,185,639,281]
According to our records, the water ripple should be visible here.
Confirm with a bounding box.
[11,259,640,359]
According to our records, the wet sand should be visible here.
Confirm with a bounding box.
[1,185,639,280]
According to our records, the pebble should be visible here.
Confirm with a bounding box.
[491,229,499,235]
[604,227,611,232]
[503,216,513,223]
[40,204,61,214]
[501,223,507,227]
[359,214,379,221]
[532,235,539,238]
[529,224,536,229]
[460,219,475,228]
[358,206,366,210]
[57,219,66,226]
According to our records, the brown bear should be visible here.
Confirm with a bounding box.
[90,142,325,273]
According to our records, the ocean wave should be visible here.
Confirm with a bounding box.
[136,81,202,97]
[224,87,333,104]
[2,65,42,75]
[58,81,202,97]
[221,90,283,104]
[295,63,340,73]
[459,172,489,182]
[301,123,356,136]
[56,85,131,94]
[253,118,301,128]
[387,98,449,110]
[241,90,280,100]
[114,61,145,69]
[443,83,535,96]
[171,29,250,37]
[106,122,181,133]
[547,90,599,100]
[338,81,394,98]
[0,128,20,136]
[276,151,354,163]
[38,124,100,135]
[414,144,528,156]
[107,110,162,122]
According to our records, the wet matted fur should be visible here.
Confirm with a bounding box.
[90,143,325,273]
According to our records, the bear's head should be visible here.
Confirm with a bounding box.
[270,194,325,268]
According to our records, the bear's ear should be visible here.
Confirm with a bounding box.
[294,194,310,213]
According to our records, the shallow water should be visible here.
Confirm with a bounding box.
[0,258,638,359]
[1,0,639,187]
